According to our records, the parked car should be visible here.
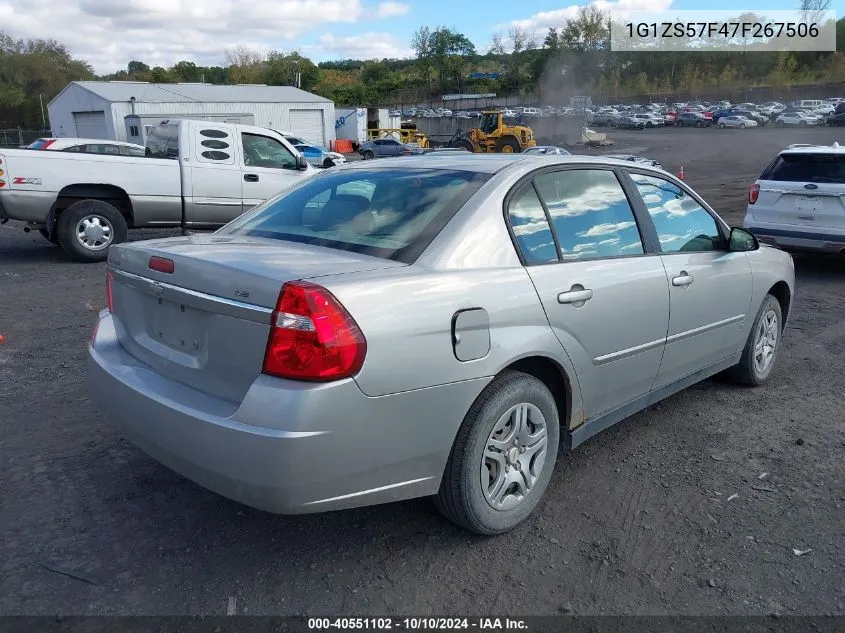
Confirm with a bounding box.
[358,137,417,159]
[826,102,845,126]
[616,116,646,129]
[89,154,794,535]
[388,110,402,117]
[523,146,571,155]
[292,143,346,168]
[759,102,786,117]
[27,137,146,156]
[603,154,663,171]
[676,112,712,127]
[744,142,845,253]
[592,111,619,126]
[630,113,663,128]
[0,119,314,262]
[776,112,823,126]
[813,103,836,116]
[455,111,471,119]
[718,115,758,129]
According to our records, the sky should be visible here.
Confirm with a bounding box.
[0,0,817,74]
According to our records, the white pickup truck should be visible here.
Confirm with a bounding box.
[0,119,317,262]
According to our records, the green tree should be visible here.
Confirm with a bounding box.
[265,52,319,90]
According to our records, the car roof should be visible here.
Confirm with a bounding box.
[337,154,669,175]
[780,142,845,155]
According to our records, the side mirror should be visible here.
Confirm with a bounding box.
[729,227,759,252]
[295,155,309,171]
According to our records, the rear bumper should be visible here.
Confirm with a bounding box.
[743,221,845,253]
[88,313,488,515]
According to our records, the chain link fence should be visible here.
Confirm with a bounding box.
[0,129,51,149]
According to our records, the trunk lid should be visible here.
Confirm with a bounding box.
[752,151,845,229]
[107,234,405,402]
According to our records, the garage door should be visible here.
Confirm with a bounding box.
[289,109,325,147]
[73,111,108,139]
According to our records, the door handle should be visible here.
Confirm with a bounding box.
[244,174,259,182]
[558,286,593,304]
[672,271,694,286]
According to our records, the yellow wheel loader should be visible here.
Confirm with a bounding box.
[448,111,537,153]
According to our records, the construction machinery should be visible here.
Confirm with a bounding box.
[366,126,430,148]
[447,111,537,153]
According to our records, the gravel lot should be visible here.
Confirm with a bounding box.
[2,125,844,616]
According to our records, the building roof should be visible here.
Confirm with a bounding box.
[54,81,331,105]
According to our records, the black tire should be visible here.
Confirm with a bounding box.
[725,295,783,386]
[799,121,807,127]
[455,138,475,153]
[696,121,703,128]
[495,137,521,153]
[362,150,374,160]
[323,157,336,168]
[56,199,128,263]
[719,123,726,129]
[740,123,746,129]
[434,370,560,535]
[38,228,60,245]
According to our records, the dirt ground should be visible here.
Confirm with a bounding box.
[1,125,844,616]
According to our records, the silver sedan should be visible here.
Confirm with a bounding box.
[89,154,795,534]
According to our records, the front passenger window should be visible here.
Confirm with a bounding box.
[630,173,724,253]
[242,133,296,170]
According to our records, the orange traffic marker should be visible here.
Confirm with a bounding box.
[677,164,685,180]
[0,334,5,343]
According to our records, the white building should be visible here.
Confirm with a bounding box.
[335,108,400,144]
[47,81,336,147]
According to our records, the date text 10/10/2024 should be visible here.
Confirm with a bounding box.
[308,618,529,630]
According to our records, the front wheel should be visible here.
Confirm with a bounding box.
[740,123,746,129]
[725,294,783,386]
[696,121,703,128]
[799,121,807,127]
[434,371,560,534]
[719,123,726,128]
[362,150,374,160]
[56,199,128,263]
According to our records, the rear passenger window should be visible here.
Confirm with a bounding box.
[762,153,845,183]
[534,169,644,259]
[507,186,558,264]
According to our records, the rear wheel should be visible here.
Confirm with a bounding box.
[740,123,746,129]
[323,157,336,168]
[495,137,520,153]
[725,295,783,386]
[696,121,703,128]
[719,123,726,129]
[799,121,807,127]
[57,199,128,263]
[435,371,560,534]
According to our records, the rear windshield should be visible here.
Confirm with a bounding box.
[762,154,845,183]
[218,168,489,263]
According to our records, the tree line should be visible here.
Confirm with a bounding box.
[1,7,844,128]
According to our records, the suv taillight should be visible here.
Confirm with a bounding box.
[748,183,760,205]
[263,281,366,382]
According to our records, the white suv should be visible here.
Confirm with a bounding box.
[743,142,845,254]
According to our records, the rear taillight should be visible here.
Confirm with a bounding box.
[262,281,366,382]
[106,270,114,312]
[748,183,760,205]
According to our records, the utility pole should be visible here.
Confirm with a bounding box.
[39,94,47,129]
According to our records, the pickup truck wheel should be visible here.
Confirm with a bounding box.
[38,228,60,245]
[57,199,128,263]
